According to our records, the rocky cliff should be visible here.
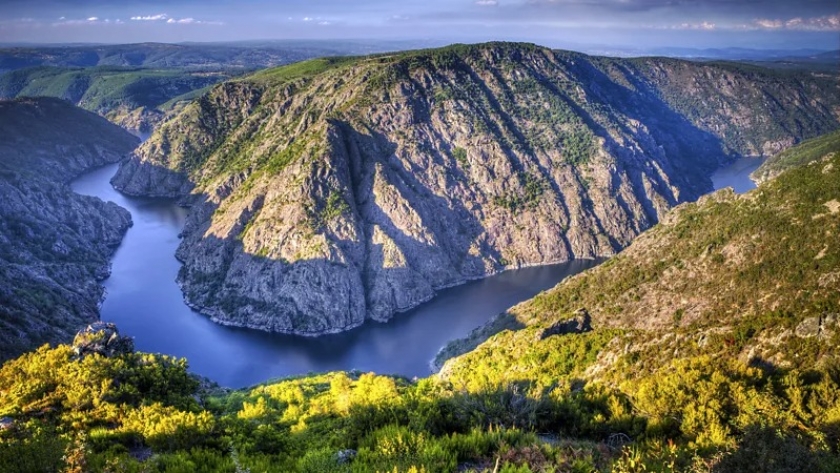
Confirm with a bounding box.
[112,42,840,335]
[0,97,138,361]
[439,136,840,380]
[751,128,840,183]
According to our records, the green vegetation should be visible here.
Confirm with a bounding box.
[452,147,469,168]
[752,128,840,182]
[0,66,228,127]
[493,172,546,211]
[4,140,840,472]
[248,57,358,85]
[2,327,838,472]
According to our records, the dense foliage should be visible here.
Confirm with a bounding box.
[1,337,838,472]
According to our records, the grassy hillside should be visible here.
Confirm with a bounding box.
[0,66,229,133]
[1,126,838,472]
[752,128,840,183]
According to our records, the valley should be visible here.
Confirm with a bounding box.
[0,97,137,361]
[0,35,838,472]
[114,43,839,337]
[73,162,601,385]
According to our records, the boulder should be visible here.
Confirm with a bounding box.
[72,322,134,358]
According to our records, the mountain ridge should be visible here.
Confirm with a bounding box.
[113,42,840,335]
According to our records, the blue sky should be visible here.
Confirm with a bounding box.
[0,0,838,50]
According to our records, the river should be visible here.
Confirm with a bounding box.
[72,164,597,386]
[70,156,761,387]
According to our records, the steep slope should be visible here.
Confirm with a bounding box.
[113,42,840,335]
[439,137,840,376]
[0,98,138,361]
[4,146,840,473]
[752,128,840,183]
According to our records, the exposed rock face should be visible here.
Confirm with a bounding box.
[0,97,138,361]
[751,129,840,184]
[113,43,840,335]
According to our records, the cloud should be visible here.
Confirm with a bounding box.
[750,13,840,31]
[475,0,499,6]
[673,21,716,30]
[128,13,221,25]
[49,16,105,26]
[130,14,168,21]
[167,17,195,24]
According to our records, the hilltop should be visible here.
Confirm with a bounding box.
[112,42,840,336]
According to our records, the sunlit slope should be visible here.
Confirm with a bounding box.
[113,42,840,336]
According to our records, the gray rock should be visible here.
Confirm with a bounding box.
[111,45,840,337]
[0,97,137,361]
[0,417,14,431]
[795,313,839,339]
[72,322,134,358]
[540,308,593,340]
[335,449,357,464]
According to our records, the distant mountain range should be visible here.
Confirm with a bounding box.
[0,40,446,73]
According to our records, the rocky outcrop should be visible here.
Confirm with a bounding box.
[72,322,134,358]
[114,43,840,336]
[0,97,138,361]
[111,156,192,198]
[539,309,592,340]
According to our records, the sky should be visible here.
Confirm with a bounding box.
[0,0,838,51]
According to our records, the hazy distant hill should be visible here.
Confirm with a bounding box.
[0,65,229,134]
[111,42,840,336]
[0,40,444,73]
[0,97,137,362]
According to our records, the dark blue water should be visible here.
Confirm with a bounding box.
[712,156,764,193]
[71,163,598,387]
[71,156,762,387]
